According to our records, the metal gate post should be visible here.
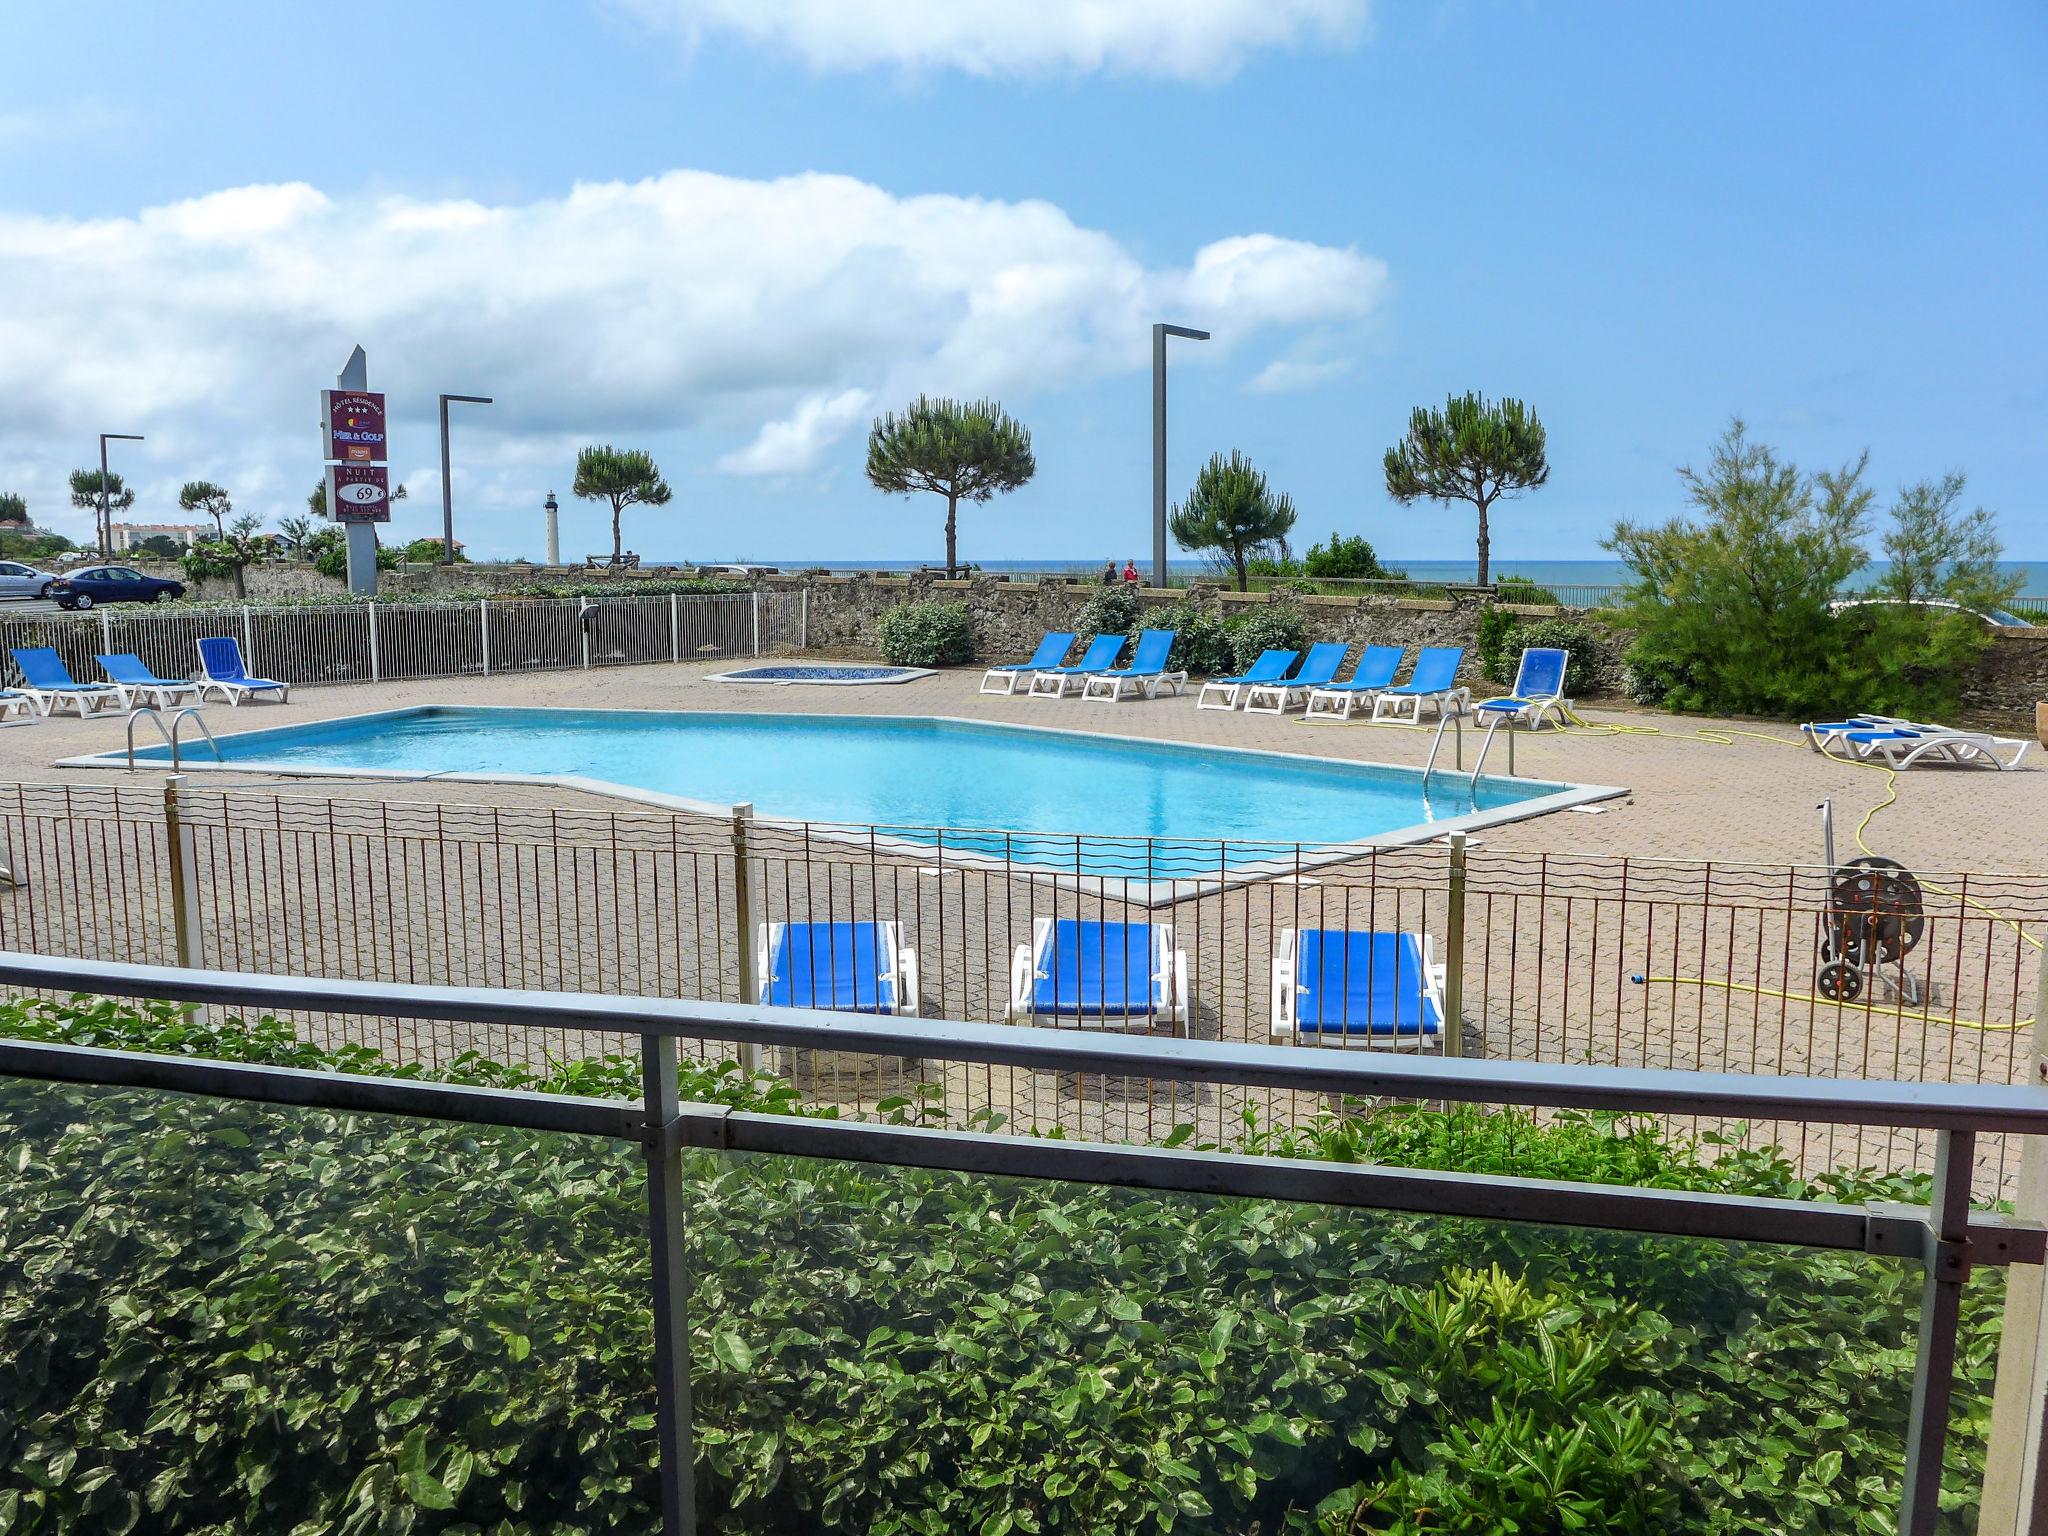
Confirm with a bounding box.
[241,605,254,673]
[640,1031,698,1535]
[99,608,112,655]
[670,593,680,663]
[1980,954,2048,1532]
[479,599,491,677]
[750,590,760,657]
[1899,1127,1977,1535]
[581,599,592,670]
[367,602,381,683]
[731,803,759,1074]
[162,775,203,969]
[800,587,809,650]
[1442,831,1467,1058]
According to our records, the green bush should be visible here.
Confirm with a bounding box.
[1480,612,1611,696]
[1228,604,1313,674]
[0,997,2001,1536]
[1494,573,1561,605]
[876,599,976,666]
[1153,601,1236,675]
[1302,530,1403,581]
[1072,583,1142,641]
[1477,603,1523,685]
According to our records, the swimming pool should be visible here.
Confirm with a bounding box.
[102,707,1621,877]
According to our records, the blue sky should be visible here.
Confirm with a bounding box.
[0,1,2042,565]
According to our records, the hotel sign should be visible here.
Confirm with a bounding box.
[321,390,387,463]
[326,463,391,524]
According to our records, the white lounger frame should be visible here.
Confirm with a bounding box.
[1806,717,2030,771]
[1371,685,1469,724]
[22,683,124,719]
[1303,685,1386,722]
[1082,668,1188,703]
[756,919,921,1015]
[1269,928,1445,1051]
[1007,915,1188,1024]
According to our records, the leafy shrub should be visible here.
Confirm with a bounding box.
[1477,603,1523,685]
[876,599,976,666]
[1481,608,1614,695]
[1494,573,1561,604]
[1153,600,1236,675]
[1303,530,1403,581]
[1228,603,1312,674]
[0,997,2002,1536]
[1072,582,1142,640]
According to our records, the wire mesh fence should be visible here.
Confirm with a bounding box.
[0,591,804,691]
[0,781,2036,1191]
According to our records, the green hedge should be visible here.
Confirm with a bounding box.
[876,599,977,666]
[0,997,2000,1534]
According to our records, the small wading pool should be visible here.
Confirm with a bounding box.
[707,664,933,685]
[92,707,1624,884]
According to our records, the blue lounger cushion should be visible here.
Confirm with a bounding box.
[1291,931,1442,1036]
[1026,919,1172,1016]
[762,921,898,1013]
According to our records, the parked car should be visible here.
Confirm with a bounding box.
[0,561,56,599]
[1829,596,2031,628]
[48,566,186,611]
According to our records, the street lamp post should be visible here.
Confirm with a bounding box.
[97,433,144,554]
[1151,323,1209,588]
[438,394,493,564]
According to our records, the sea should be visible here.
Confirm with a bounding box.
[680,557,2048,594]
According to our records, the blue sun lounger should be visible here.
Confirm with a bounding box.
[1196,647,1298,711]
[1243,641,1350,715]
[1008,917,1187,1027]
[1082,628,1186,702]
[1028,632,1128,698]
[1475,647,1572,729]
[981,631,1076,695]
[11,647,125,717]
[1371,646,1470,723]
[1303,645,1405,721]
[756,920,920,1015]
[195,637,290,705]
[1270,929,1445,1047]
[97,653,203,710]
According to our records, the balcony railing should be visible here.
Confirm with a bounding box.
[0,950,2043,1533]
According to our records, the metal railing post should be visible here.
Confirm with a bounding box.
[162,775,203,969]
[1899,1126,1976,1535]
[99,608,112,655]
[479,599,491,677]
[640,1031,698,1535]
[1442,831,1467,1058]
[241,605,254,673]
[670,593,680,663]
[581,599,592,670]
[1980,954,2048,1531]
[731,803,759,1074]
[367,602,380,683]
[800,587,809,650]
[750,590,761,657]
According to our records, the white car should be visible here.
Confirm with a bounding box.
[1829,596,2033,628]
[0,561,55,599]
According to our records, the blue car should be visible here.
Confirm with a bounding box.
[49,565,186,611]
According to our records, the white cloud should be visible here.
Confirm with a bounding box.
[1246,356,1352,394]
[608,0,1368,79]
[716,388,873,475]
[0,170,1385,524]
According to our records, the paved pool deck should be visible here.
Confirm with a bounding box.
[6,657,2040,877]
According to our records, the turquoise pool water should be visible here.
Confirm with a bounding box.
[127,707,1601,871]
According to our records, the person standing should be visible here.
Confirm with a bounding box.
[1122,558,1140,584]
[1101,558,1117,585]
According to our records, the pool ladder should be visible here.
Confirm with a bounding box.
[127,706,222,772]
[1420,708,1515,789]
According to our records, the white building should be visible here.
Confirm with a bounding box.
[109,522,209,552]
